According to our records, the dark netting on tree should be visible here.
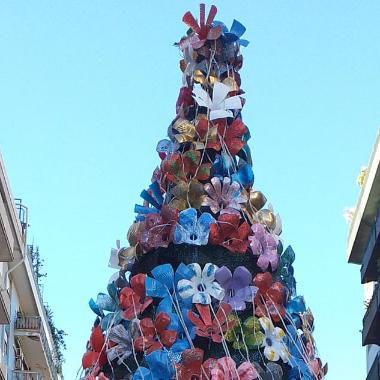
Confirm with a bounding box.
[80,4,327,380]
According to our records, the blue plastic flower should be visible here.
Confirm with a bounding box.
[212,153,254,186]
[287,324,318,380]
[132,351,174,380]
[177,263,224,304]
[134,181,164,221]
[286,295,306,326]
[173,208,215,245]
[89,283,122,330]
[212,19,249,46]
[145,264,192,311]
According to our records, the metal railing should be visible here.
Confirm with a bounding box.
[15,316,59,380]
[13,371,41,380]
[14,199,28,237]
[15,316,40,330]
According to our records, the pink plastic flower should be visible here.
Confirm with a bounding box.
[203,357,258,380]
[249,223,279,271]
[203,177,247,216]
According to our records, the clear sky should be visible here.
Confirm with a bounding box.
[1,1,380,379]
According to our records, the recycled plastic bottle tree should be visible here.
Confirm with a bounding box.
[82,5,327,380]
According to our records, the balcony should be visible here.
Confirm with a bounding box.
[14,316,58,380]
[0,288,10,324]
[347,130,380,264]
[362,282,380,346]
[361,203,380,284]
[0,196,14,261]
[13,371,41,380]
[366,351,380,380]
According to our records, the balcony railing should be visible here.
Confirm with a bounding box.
[362,282,380,346]
[361,202,380,284]
[15,316,40,330]
[14,199,28,237]
[14,316,58,380]
[366,350,380,380]
[13,371,41,380]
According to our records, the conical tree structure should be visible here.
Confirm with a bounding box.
[81,4,327,380]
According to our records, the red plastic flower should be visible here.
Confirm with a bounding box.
[163,150,211,184]
[119,274,153,321]
[216,118,247,157]
[137,205,179,252]
[187,302,235,343]
[209,214,251,254]
[253,273,286,323]
[176,87,195,115]
[133,312,178,354]
[174,348,204,380]
[180,4,222,50]
[196,117,247,157]
[82,326,107,370]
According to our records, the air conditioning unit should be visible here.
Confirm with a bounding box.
[15,358,22,370]
[15,348,22,358]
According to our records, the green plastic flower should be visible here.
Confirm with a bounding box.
[225,315,264,350]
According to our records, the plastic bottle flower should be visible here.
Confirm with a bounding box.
[213,19,250,46]
[173,208,216,245]
[259,317,290,363]
[187,302,234,343]
[133,312,178,354]
[106,321,139,364]
[203,356,258,380]
[180,4,222,50]
[209,214,251,254]
[163,150,211,184]
[137,205,179,253]
[275,245,296,297]
[119,274,153,321]
[82,326,108,371]
[134,180,164,219]
[225,315,264,350]
[214,266,257,310]
[132,350,175,380]
[193,82,242,120]
[203,177,248,216]
[89,282,122,331]
[173,348,204,380]
[249,223,279,272]
[177,262,224,304]
[253,273,286,323]
[170,179,206,211]
[215,117,248,157]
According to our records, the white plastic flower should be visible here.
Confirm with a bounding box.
[192,82,242,120]
[182,46,197,86]
[177,262,225,304]
[259,317,290,363]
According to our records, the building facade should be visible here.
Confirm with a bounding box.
[0,151,61,380]
[347,131,380,380]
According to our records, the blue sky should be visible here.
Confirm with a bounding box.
[1,1,380,379]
